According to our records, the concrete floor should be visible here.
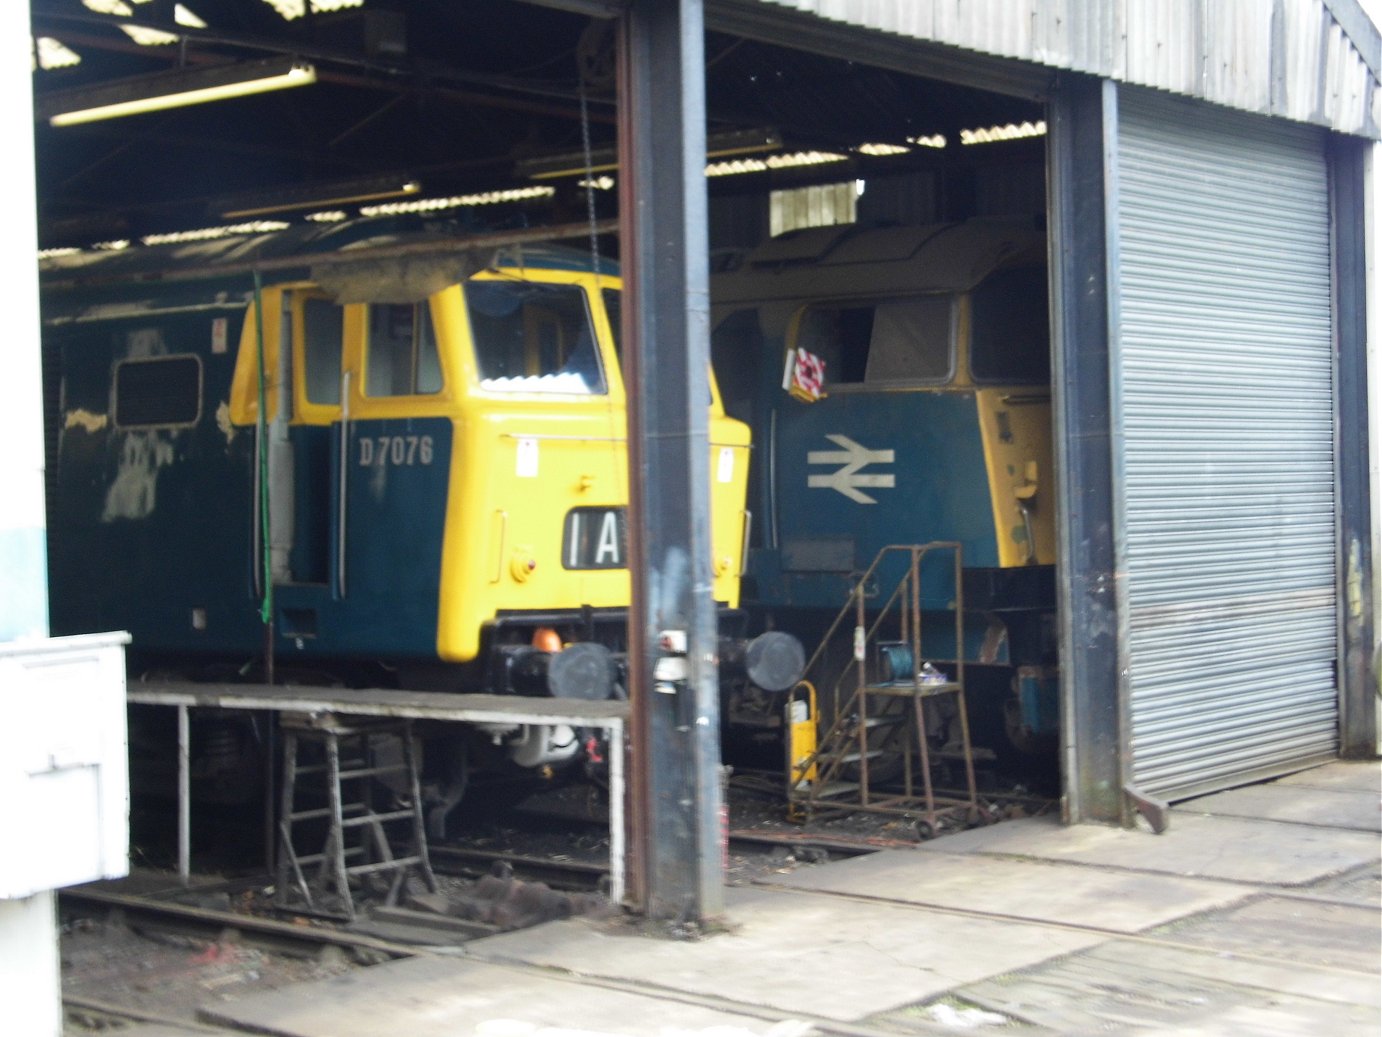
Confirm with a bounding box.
[173,760,1379,1037]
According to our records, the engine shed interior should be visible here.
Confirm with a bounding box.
[31,0,1049,253]
[17,0,1380,963]
[28,0,1068,900]
[30,5,1063,739]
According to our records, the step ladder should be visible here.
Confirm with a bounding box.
[787,543,983,834]
[274,713,438,921]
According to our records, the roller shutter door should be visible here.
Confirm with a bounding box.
[1114,88,1338,799]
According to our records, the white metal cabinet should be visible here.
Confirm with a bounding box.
[0,632,130,899]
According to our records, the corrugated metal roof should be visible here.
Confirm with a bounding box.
[741,0,1381,137]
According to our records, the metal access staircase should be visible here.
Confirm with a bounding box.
[786,543,983,834]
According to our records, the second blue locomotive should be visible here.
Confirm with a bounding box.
[711,217,1058,762]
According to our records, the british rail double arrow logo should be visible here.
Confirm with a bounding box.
[806,434,895,504]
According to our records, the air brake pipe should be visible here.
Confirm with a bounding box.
[252,269,274,686]
[252,269,278,877]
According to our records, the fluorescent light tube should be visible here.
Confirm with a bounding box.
[45,58,316,126]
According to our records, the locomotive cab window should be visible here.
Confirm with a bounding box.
[970,265,1050,385]
[467,280,605,395]
[602,287,621,359]
[365,300,442,397]
[794,295,954,388]
[113,354,202,428]
[302,296,344,405]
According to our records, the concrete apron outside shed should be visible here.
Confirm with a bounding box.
[203,761,1381,1037]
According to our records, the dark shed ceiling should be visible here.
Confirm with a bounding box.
[30,0,1043,251]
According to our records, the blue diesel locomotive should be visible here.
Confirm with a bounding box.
[40,222,801,801]
[710,217,1058,763]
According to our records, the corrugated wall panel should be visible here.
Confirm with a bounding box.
[1282,0,1327,125]
[1326,23,1376,132]
[1124,0,1197,96]
[1054,0,1125,75]
[1203,0,1273,114]
[1030,0,1073,71]
[736,0,1378,136]
[1114,88,1338,798]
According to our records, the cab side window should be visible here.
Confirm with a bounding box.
[794,295,954,388]
[366,301,442,397]
[970,266,1050,385]
[302,296,343,405]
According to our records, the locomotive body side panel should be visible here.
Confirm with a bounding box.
[760,388,997,610]
[46,300,260,660]
[277,413,451,659]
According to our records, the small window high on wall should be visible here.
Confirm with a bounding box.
[770,181,860,237]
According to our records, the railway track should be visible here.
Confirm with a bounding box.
[58,787,1048,1037]
[428,829,888,893]
[60,887,430,959]
[430,844,611,890]
[56,829,882,965]
[59,887,438,1035]
[64,993,231,1035]
[430,772,1056,889]
[57,776,1038,973]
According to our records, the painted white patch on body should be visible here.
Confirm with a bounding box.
[103,431,176,521]
[215,401,236,445]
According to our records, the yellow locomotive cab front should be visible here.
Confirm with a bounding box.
[436,264,751,663]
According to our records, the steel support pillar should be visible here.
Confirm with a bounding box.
[618,0,725,920]
[1048,75,1127,823]
[1330,134,1377,758]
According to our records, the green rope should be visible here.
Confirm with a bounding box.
[253,270,272,625]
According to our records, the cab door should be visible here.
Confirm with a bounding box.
[287,292,346,589]
[231,286,348,646]
[336,298,454,658]
[269,290,349,647]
